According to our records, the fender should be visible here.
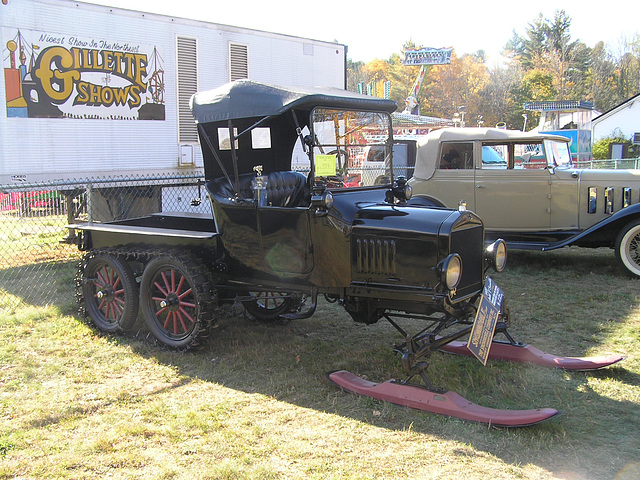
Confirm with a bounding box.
[408,194,447,208]
[543,203,640,251]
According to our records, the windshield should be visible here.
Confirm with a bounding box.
[311,108,393,189]
[544,140,572,167]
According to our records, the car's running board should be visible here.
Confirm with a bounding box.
[328,370,559,427]
[439,340,624,371]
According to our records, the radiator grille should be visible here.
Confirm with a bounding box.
[450,224,484,299]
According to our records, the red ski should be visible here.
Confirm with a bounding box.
[328,370,559,427]
[438,340,624,371]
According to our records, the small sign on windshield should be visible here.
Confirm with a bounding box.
[315,154,337,176]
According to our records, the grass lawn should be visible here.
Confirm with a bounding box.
[0,246,639,479]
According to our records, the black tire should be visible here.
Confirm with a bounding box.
[140,253,215,350]
[81,252,139,333]
[615,220,640,277]
[243,291,296,323]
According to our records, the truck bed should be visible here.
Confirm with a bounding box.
[72,212,218,250]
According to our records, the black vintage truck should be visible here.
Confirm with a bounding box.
[73,81,621,426]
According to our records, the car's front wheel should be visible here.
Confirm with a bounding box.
[615,220,640,277]
[242,291,298,323]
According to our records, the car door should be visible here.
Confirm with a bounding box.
[473,142,551,232]
[426,142,476,210]
[546,139,580,231]
[258,206,313,275]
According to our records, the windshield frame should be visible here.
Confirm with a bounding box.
[544,139,573,167]
[309,107,394,190]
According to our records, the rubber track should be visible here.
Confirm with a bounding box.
[76,246,219,350]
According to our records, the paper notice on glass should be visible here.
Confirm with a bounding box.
[315,154,337,176]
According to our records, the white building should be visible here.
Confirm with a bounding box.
[1,0,346,184]
[592,93,640,143]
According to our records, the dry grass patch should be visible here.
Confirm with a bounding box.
[0,247,639,479]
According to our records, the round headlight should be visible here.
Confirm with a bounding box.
[486,239,507,272]
[439,254,462,290]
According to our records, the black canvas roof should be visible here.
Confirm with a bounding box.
[190,80,398,124]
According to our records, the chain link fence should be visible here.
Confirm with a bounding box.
[575,158,640,169]
[0,172,207,306]
[1,158,636,307]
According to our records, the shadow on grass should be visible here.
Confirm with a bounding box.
[4,246,639,479]
[506,245,620,276]
[0,259,78,312]
[113,296,640,480]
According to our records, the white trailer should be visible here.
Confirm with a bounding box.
[1,0,347,185]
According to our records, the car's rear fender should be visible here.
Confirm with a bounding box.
[544,203,640,250]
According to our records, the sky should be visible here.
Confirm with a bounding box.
[81,0,639,64]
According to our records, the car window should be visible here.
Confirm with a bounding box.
[440,143,473,170]
[480,142,550,170]
[482,146,508,169]
[515,143,546,169]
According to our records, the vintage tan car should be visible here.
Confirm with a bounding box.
[408,127,640,277]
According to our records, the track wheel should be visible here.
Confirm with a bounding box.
[615,220,640,277]
[242,291,296,323]
[81,252,139,333]
[140,254,215,350]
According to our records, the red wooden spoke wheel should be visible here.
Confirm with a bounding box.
[81,253,139,333]
[140,254,214,350]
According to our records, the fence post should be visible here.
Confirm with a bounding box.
[87,182,94,224]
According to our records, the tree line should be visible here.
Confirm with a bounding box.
[347,10,640,132]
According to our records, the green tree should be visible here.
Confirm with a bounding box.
[592,129,636,159]
[588,41,618,111]
[479,62,524,129]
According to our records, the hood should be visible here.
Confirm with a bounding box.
[352,203,460,236]
[574,167,640,182]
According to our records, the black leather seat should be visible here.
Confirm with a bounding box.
[206,174,254,203]
[264,171,310,207]
[207,171,309,207]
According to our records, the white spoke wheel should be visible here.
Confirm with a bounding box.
[140,254,215,350]
[81,253,139,333]
[615,220,640,277]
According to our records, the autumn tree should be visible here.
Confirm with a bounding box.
[346,15,639,130]
[479,63,523,129]
[421,53,489,123]
[611,35,640,105]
